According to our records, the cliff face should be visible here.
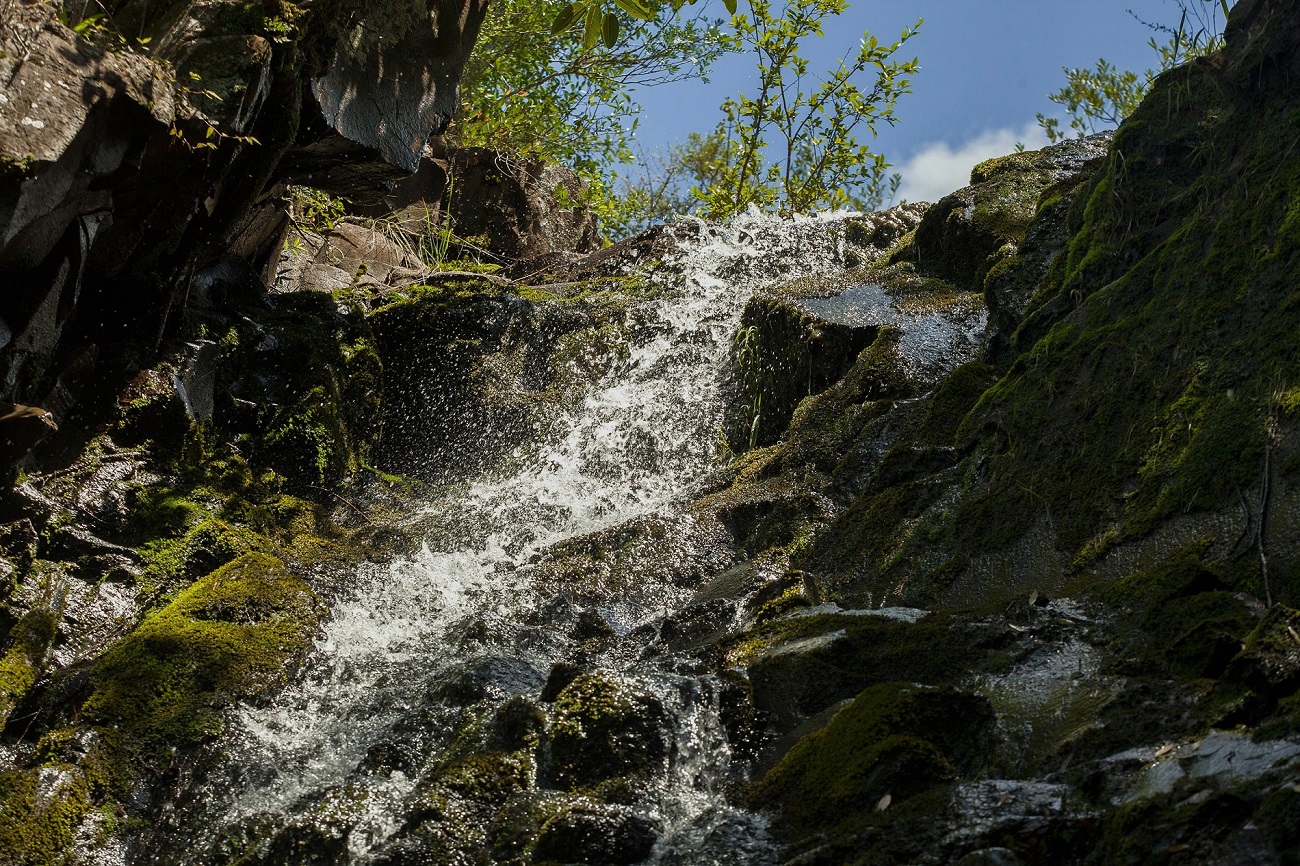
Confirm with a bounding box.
[715,1,1300,859]
[0,0,487,427]
[790,0,1300,610]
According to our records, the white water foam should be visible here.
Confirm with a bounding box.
[180,210,868,863]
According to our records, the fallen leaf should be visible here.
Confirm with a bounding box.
[875,793,892,812]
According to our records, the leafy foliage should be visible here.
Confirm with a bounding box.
[453,0,733,236]
[614,129,734,226]
[1037,0,1228,142]
[686,0,918,219]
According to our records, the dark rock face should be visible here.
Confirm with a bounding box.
[0,0,488,436]
[311,0,489,175]
[0,403,57,473]
[446,147,602,263]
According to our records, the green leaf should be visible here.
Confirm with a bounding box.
[723,0,737,13]
[602,12,620,48]
[612,0,657,21]
[583,3,602,50]
[551,2,578,34]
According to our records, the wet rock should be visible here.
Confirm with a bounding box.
[652,806,777,866]
[541,660,588,703]
[429,655,545,706]
[231,785,367,866]
[939,780,1088,863]
[740,613,991,734]
[531,800,661,865]
[540,671,670,789]
[173,341,219,422]
[723,268,986,454]
[952,847,1024,866]
[1108,732,1300,804]
[900,133,1110,291]
[572,608,619,644]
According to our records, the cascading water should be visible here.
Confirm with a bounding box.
[149,210,875,866]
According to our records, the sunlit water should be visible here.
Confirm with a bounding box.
[155,211,873,865]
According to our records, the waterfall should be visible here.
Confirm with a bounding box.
[151,210,864,865]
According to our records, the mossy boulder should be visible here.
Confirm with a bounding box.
[81,552,321,763]
[530,799,660,865]
[724,293,880,451]
[749,682,995,840]
[899,134,1110,290]
[540,671,670,791]
[488,790,659,865]
[0,725,128,866]
[733,612,996,733]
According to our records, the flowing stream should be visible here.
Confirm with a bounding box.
[150,211,867,866]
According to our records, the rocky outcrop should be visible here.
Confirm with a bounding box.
[692,2,1300,862]
[444,147,601,263]
[0,0,488,436]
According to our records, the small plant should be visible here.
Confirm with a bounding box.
[57,0,153,52]
[732,324,765,450]
[286,186,349,234]
[417,174,457,268]
[1037,1,1228,142]
[167,71,262,151]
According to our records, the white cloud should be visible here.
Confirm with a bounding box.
[894,121,1050,204]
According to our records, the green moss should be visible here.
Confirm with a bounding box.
[221,292,383,489]
[1095,550,1255,678]
[0,608,57,725]
[138,516,268,592]
[912,361,998,448]
[545,672,667,790]
[952,62,1300,573]
[0,765,92,866]
[748,683,993,838]
[81,553,321,765]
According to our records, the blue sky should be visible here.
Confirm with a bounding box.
[628,0,1217,202]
